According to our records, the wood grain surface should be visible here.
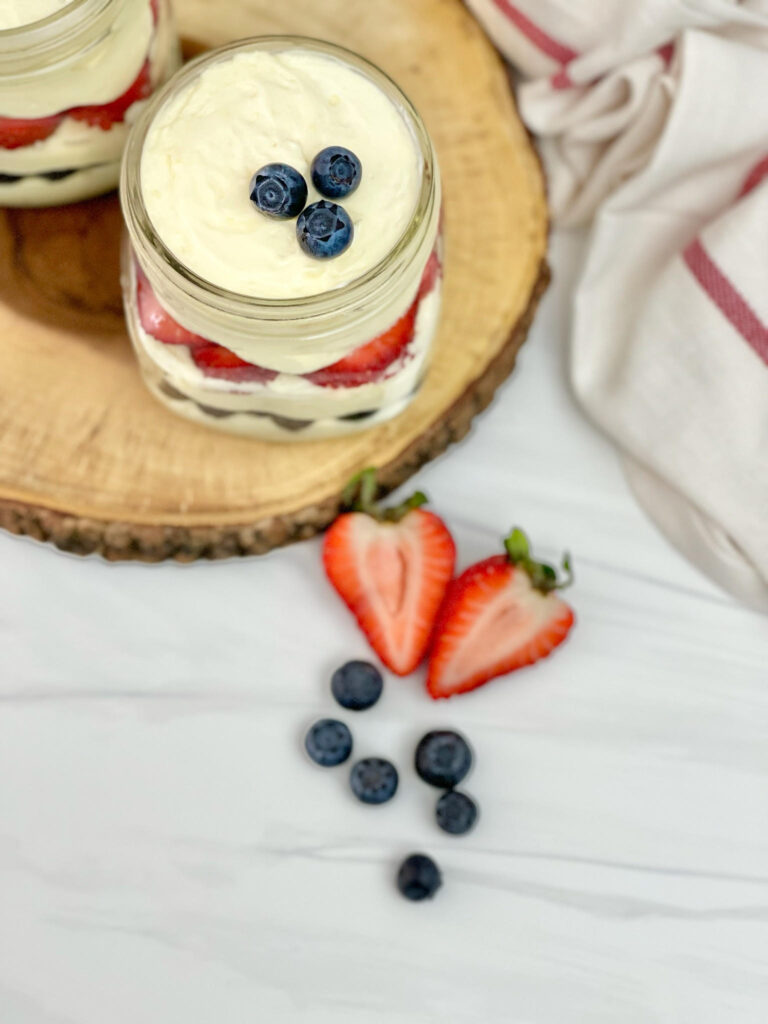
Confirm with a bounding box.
[0,0,548,560]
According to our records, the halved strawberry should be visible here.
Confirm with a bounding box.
[0,114,62,150]
[192,344,278,384]
[306,302,417,389]
[135,264,207,348]
[427,529,574,699]
[69,60,152,130]
[323,469,456,676]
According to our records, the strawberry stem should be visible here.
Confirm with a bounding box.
[504,527,573,593]
[342,468,428,523]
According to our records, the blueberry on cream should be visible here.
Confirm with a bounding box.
[311,146,362,199]
[249,163,308,219]
[296,200,354,259]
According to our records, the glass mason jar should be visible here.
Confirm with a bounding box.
[120,37,443,442]
[0,0,179,207]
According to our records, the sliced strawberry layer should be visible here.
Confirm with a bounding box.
[427,557,574,699]
[0,56,152,151]
[0,115,63,151]
[323,508,456,676]
[69,60,152,130]
[136,265,207,348]
[134,241,443,388]
[150,0,160,23]
[191,344,278,383]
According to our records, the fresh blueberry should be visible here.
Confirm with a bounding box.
[249,163,307,219]
[311,146,362,199]
[415,730,472,789]
[436,790,478,835]
[397,853,442,901]
[305,718,353,767]
[350,757,398,804]
[331,661,384,711]
[296,200,353,259]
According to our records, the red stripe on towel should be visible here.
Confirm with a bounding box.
[550,67,575,89]
[657,42,675,66]
[489,0,579,65]
[683,238,768,367]
[738,155,768,198]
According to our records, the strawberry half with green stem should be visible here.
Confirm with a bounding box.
[323,468,456,676]
[427,528,574,699]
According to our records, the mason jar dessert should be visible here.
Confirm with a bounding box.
[0,0,179,206]
[120,37,443,441]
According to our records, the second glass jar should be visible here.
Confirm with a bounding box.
[0,0,180,206]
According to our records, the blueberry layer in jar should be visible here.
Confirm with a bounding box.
[120,36,443,441]
[0,0,180,207]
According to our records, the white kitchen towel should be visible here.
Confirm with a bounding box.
[466,0,768,610]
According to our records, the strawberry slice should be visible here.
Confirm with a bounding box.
[323,469,456,675]
[306,301,417,388]
[427,529,574,699]
[306,246,441,388]
[0,114,62,150]
[69,60,152,130]
[418,247,442,301]
[135,264,207,348]
[192,344,278,383]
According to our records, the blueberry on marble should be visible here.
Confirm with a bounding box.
[296,200,353,259]
[397,853,442,901]
[350,757,398,804]
[311,146,362,199]
[331,660,384,711]
[414,730,472,789]
[249,163,307,219]
[305,718,353,767]
[436,790,478,836]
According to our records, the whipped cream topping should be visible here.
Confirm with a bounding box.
[1,0,153,117]
[140,48,422,300]
[0,0,74,29]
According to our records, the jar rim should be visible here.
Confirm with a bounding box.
[0,0,116,64]
[120,34,438,317]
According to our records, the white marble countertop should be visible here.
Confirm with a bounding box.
[1,232,766,1024]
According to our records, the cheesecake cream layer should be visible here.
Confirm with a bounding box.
[0,162,119,204]
[140,47,422,300]
[147,381,416,441]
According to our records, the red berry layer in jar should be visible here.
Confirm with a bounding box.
[133,246,443,388]
[0,0,162,152]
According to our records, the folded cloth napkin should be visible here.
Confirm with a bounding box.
[466,0,768,610]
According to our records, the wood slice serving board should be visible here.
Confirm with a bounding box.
[0,0,548,561]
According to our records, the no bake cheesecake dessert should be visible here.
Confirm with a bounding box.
[120,37,443,440]
[0,0,179,206]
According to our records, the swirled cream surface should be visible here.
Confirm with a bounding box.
[0,0,74,29]
[140,48,422,299]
